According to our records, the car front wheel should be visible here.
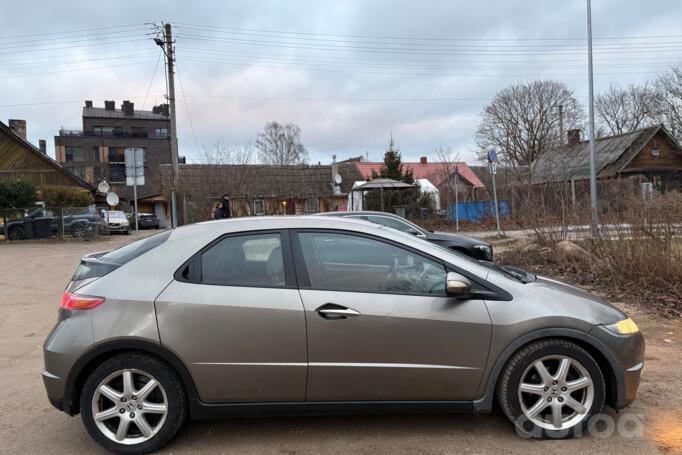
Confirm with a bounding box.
[80,353,186,454]
[496,339,605,439]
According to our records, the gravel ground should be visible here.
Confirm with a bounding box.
[0,233,680,454]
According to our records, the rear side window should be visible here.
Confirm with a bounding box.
[200,233,285,287]
[72,230,172,281]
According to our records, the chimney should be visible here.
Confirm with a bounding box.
[104,100,115,110]
[420,156,428,164]
[8,119,26,140]
[85,100,93,108]
[122,100,134,117]
[39,139,46,154]
[567,129,581,145]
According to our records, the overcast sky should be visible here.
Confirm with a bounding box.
[1,0,682,165]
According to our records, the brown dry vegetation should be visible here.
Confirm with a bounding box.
[498,191,682,319]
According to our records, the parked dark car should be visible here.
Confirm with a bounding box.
[318,211,493,261]
[4,206,102,240]
[127,212,160,229]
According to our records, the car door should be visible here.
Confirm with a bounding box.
[155,230,308,403]
[292,229,492,402]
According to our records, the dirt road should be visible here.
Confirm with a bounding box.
[1,235,680,454]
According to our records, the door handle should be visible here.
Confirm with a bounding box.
[316,304,360,319]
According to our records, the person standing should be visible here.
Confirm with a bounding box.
[222,194,232,218]
[213,202,225,220]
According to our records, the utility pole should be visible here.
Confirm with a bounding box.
[156,23,179,228]
[558,104,565,145]
[586,0,599,235]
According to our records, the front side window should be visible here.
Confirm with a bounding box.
[201,233,285,287]
[297,232,446,295]
[65,146,85,162]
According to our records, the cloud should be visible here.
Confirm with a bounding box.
[1,0,681,165]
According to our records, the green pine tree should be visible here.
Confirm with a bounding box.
[370,136,414,184]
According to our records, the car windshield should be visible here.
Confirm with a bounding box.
[104,211,127,220]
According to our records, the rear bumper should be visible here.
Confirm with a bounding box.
[42,369,65,411]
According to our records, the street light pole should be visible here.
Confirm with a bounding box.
[586,0,599,235]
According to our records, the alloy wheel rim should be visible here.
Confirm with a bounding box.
[91,369,168,445]
[517,355,594,431]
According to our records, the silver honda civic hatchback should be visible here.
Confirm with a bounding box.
[43,216,644,454]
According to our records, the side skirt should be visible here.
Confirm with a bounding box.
[190,399,474,420]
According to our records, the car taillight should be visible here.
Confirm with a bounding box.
[59,291,105,310]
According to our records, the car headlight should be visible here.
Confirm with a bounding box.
[606,318,640,335]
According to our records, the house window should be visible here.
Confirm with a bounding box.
[154,127,168,138]
[254,199,265,215]
[305,198,319,213]
[108,164,125,183]
[130,127,147,138]
[65,146,85,162]
[93,126,113,136]
[92,146,100,162]
[107,147,126,163]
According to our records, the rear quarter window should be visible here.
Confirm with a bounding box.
[72,230,172,281]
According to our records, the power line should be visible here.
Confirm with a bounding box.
[177,55,674,78]
[174,22,682,43]
[142,51,164,109]
[176,48,680,70]
[0,38,150,56]
[0,23,148,40]
[0,60,158,79]
[175,33,682,57]
[175,24,682,51]
[174,63,201,153]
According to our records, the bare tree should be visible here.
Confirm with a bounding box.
[475,80,584,187]
[595,84,657,135]
[435,146,461,228]
[255,121,309,165]
[654,66,682,142]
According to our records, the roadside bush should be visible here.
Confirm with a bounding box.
[40,185,93,207]
[500,191,682,318]
[0,180,36,209]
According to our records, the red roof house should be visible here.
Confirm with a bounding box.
[351,156,484,189]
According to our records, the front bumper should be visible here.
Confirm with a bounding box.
[589,324,645,409]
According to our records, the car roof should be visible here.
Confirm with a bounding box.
[167,215,491,278]
[317,211,405,219]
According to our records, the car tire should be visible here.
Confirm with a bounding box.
[71,223,87,238]
[7,226,25,241]
[496,338,605,439]
[125,229,131,235]
[80,353,187,455]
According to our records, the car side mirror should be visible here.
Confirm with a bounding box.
[446,271,472,297]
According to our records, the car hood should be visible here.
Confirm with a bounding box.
[428,231,489,247]
[528,275,626,323]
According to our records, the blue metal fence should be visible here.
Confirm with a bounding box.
[446,200,509,222]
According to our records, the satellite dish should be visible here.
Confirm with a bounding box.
[97,180,110,193]
[106,192,119,207]
[334,174,343,184]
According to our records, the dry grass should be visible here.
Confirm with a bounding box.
[500,192,682,319]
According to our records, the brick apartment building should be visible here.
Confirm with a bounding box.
[54,100,176,226]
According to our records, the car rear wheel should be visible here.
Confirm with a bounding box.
[81,353,186,454]
[496,339,605,439]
